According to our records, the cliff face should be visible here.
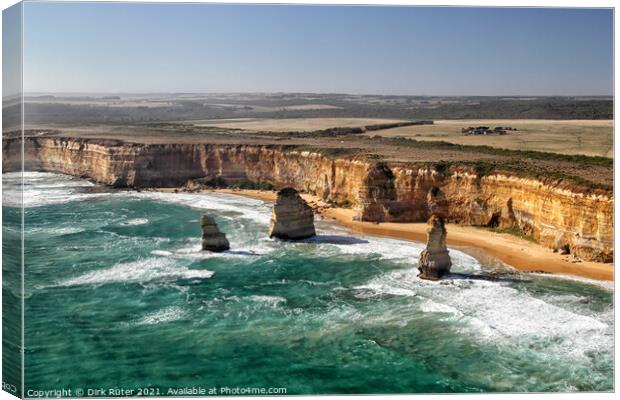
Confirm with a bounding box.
[3,136,613,262]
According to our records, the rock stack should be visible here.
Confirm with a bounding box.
[417,215,452,280]
[269,187,316,240]
[200,215,230,252]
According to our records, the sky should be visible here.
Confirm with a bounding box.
[3,3,21,98]
[12,2,615,96]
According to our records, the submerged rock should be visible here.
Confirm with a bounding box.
[269,187,316,240]
[418,215,452,280]
[200,215,230,252]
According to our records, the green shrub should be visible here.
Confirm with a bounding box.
[433,161,449,173]
[473,162,496,178]
[334,200,353,208]
[229,179,275,191]
[197,177,227,188]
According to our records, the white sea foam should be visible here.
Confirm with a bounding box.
[57,258,214,287]
[132,191,272,224]
[24,226,86,236]
[247,295,287,308]
[134,306,187,325]
[120,218,149,226]
[442,282,609,339]
[355,264,612,362]
[353,283,417,298]
[3,172,108,208]
[49,227,85,235]
[327,235,424,261]
[151,250,173,256]
[172,243,230,260]
[168,237,275,260]
[419,300,460,315]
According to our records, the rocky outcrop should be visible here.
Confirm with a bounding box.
[417,215,452,280]
[5,136,613,262]
[200,215,230,252]
[268,188,316,240]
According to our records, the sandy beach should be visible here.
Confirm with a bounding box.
[165,188,614,282]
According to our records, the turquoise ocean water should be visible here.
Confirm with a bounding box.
[2,172,614,395]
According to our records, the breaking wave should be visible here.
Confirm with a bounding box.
[133,191,271,224]
[57,258,214,287]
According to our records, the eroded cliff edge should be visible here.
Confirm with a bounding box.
[3,136,613,262]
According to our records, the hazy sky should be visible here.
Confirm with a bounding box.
[19,3,614,96]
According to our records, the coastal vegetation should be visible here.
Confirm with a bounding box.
[363,136,612,166]
[188,177,276,191]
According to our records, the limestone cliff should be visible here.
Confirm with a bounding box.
[3,136,613,262]
[418,215,452,280]
[269,187,316,240]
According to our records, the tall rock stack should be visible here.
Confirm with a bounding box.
[417,215,452,280]
[269,187,316,240]
[200,215,230,252]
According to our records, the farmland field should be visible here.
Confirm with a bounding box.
[364,119,613,157]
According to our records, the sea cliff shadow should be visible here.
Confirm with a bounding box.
[446,271,528,284]
[304,235,370,245]
[225,250,262,256]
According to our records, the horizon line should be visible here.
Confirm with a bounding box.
[10,91,615,98]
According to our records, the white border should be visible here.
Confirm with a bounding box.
[0,2,616,400]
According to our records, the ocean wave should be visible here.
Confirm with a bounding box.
[447,282,609,339]
[56,258,214,287]
[24,226,86,236]
[132,191,272,224]
[326,235,424,261]
[419,300,460,315]
[46,226,85,235]
[132,306,187,325]
[3,172,108,208]
[357,265,612,362]
[246,295,287,308]
[352,283,417,298]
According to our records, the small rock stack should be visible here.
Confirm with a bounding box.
[417,215,452,280]
[200,215,230,252]
[269,187,316,240]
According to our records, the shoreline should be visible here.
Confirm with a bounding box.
[156,187,614,282]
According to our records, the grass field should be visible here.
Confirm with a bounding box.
[364,119,613,157]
